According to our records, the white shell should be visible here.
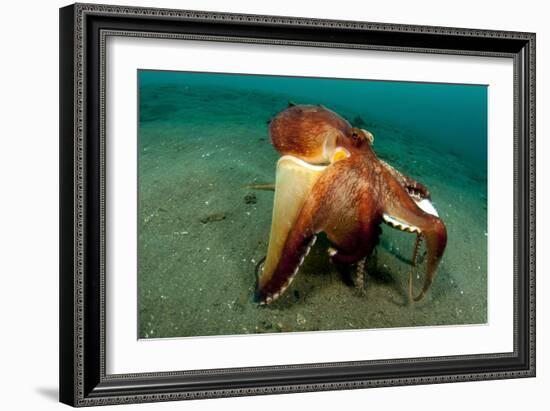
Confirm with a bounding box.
[416,198,439,217]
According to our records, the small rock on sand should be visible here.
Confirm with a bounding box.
[199,212,226,224]
[244,192,257,205]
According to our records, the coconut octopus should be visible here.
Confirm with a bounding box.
[254,104,447,305]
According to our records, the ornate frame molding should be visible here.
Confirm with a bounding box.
[60,3,535,407]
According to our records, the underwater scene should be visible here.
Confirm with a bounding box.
[138,70,488,339]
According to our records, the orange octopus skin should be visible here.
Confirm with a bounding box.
[269,104,369,164]
[255,105,447,304]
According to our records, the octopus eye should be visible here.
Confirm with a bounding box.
[351,131,359,140]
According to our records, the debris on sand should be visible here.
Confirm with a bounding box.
[199,212,226,224]
[244,192,257,205]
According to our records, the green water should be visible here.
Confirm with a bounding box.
[138,70,488,339]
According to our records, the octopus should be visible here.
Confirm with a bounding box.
[254,104,447,305]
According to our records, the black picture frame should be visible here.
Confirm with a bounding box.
[59,3,536,407]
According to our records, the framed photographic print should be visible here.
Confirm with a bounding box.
[59,3,536,407]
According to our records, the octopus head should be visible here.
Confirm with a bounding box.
[335,128,375,158]
[349,127,374,146]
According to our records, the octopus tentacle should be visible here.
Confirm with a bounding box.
[255,230,317,304]
[383,198,447,302]
[355,257,367,290]
[255,185,328,304]
[254,156,326,304]
[411,233,423,267]
[379,159,431,201]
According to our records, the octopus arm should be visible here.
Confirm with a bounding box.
[255,156,327,304]
[382,193,447,301]
[379,159,431,201]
